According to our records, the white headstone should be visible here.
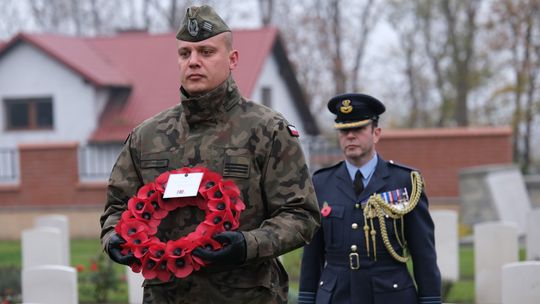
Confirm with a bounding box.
[22,227,63,270]
[126,267,145,304]
[22,265,78,304]
[502,261,540,304]
[34,214,70,265]
[432,210,459,282]
[474,221,519,304]
[486,170,530,235]
[526,208,540,260]
[460,165,532,235]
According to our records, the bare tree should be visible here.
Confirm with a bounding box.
[0,0,27,39]
[488,0,540,172]
[386,0,485,127]
[259,0,274,26]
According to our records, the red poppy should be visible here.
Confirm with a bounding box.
[89,261,98,272]
[76,264,85,272]
[165,239,195,278]
[141,243,171,281]
[321,204,332,217]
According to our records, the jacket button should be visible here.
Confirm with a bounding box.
[355,203,360,209]
[319,281,324,286]
[351,223,358,229]
[393,283,398,288]
[350,245,357,252]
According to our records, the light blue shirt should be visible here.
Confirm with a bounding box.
[345,153,378,187]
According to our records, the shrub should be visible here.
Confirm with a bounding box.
[0,265,21,304]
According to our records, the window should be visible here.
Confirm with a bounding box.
[261,87,272,108]
[4,97,54,130]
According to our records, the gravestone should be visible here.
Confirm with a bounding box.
[22,227,63,270]
[474,221,518,304]
[431,210,459,282]
[501,261,540,304]
[459,164,531,235]
[127,267,144,304]
[22,265,78,304]
[34,214,70,265]
[526,208,540,260]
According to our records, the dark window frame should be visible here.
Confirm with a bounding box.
[4,97,54,131]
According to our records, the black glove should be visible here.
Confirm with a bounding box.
[107,233,136,266]
[192,231,247,265]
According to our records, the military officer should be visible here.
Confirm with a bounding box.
[298,93,441,304]
[100,5,320,304]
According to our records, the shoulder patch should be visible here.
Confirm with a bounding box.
[388,160,418,172]
[313,161,343,176]
[287,125,300,137]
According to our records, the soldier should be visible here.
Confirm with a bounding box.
[100,5,320,304]
[298,93,441,304]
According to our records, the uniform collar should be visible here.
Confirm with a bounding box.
[345,153,378,184]
[180,75,241,125]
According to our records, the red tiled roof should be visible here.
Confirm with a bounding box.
[1,33,131,87]
[0,28,283,142]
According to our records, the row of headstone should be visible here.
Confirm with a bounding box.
[21,214,78,304]
[21,214,145,303]
[432,208,540,303]
[474,221,540,304]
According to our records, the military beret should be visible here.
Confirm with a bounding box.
[176,5,231,42]
[327,93,386,129]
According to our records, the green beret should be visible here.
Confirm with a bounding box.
[176,5,231,42]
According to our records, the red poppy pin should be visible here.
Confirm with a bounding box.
[321,202,332,217]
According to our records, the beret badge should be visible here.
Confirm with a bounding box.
[340,99,353,114]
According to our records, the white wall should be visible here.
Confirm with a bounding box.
[251,54,305,135]
[0,43,100,147]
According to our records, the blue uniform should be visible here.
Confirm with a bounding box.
[298,156,441,304]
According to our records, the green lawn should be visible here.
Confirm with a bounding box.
[0,239,526,303]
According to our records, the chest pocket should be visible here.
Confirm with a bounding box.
[139,151,175,183]
[322,204,345,249]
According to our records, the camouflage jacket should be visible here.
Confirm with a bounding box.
[100,76,320,303]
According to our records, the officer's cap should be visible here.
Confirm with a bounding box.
[176,5,231,42]
[328,93,386,129]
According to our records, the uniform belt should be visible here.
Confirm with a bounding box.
[325,252,400,270]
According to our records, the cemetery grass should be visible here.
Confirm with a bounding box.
[0,240,527,303]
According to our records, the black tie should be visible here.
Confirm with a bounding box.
[353,170,364,195]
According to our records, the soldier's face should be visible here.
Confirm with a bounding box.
[177,33,238,95]
[338,123,381,166]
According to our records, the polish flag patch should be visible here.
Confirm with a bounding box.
[287,125,300,137]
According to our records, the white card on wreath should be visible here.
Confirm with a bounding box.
[163,172,204,198]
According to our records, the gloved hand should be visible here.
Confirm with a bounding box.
[107,233,136,266]
[192,231,247,265]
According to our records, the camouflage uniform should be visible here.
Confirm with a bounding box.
[100,76,321,303]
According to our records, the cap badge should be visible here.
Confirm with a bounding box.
[340,99,353,114]
[188,18,199,36]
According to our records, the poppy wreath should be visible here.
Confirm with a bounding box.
[115,166,245,282]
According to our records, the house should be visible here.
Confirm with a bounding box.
[0,28,319,150]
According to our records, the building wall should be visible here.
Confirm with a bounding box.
[250,55,304,135]
[0,43,99,147]
[377,127,513,201]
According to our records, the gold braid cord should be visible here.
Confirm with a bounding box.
[362,171,423,263]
